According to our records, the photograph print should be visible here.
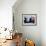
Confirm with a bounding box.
[22,14,37,26]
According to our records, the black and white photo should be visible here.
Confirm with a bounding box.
[22,14,37,26]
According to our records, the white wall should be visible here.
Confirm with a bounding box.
[13,0,41,46]
[0,0,16,30]
[13,0,46,46]
[41,0,46,46]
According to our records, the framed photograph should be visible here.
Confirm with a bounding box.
[22,14,37,26]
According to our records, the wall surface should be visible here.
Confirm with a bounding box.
[0,0,16,30]
[41,0,46,46]
[13,0,41,46]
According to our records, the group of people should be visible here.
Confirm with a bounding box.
[24,17,35,23]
